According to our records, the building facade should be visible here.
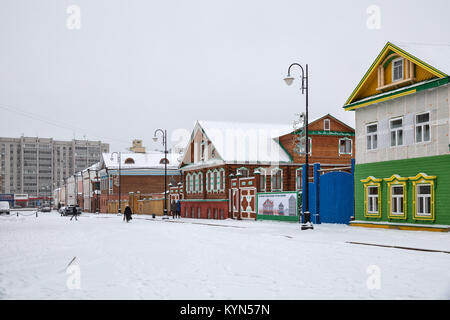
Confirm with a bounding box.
[0,136,109,206]
[97,151,182,213]
[179,118,355,220]
[344,42,450,231]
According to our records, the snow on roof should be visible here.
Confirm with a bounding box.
[394,42,450,76]
[103,151,181,170]
[195,120,293,163]
[81,161,102,173]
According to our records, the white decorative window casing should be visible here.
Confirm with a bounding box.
[259,168,267,191]
[296,168,303,191]
[339,138,352,155]
[416,184,431,217]
[198,172,203,193]
[299,137,312,155]
[186,174,192,194]
[271,168,283,192]
[219,168,225,192]
[390,117,403,147]
[206,171,211,192]
[391,185,404,216]
[392,58,404,82]
[367,186,379,214]
[366,123,378,150]
[415,112,430,143]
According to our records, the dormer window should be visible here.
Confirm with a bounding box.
[392,58,404,82]
[324,119,330,131]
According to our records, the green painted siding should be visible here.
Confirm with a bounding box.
[355,154,450,225]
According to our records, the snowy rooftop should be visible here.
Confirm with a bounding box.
[194,120,293,163]
[102,151,181,170]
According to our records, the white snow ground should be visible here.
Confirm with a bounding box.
[0,210,449,300]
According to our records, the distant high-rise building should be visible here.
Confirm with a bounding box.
[0,136,109,206]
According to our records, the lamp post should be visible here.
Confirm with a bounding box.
[153,129,169,219]
[95,169,99,214]
[284,62,313,230]
[74,174,78,206]
[110,152,122,214]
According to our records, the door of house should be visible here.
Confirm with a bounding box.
[240,188,256,219]
[229,177,257,220]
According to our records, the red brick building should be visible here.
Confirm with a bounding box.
[98,151,182,213]
[177,115,355,220]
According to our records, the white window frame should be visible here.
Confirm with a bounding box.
[206,170,211,192]
[391,185,404,216]
[198,171,203,193]
[212,169,218,193]
[389,117,404,147]
[415,111,431,144]
[219,168,225,192]
[367,185,379,214]
[366,123,378,151]
[324,119,330,131]
[299,137,312,155]
[259,168,267,192]
[295,168,303,191]
[339,138,352,155]
[416,183,432,217]
[271,168,283,192]
[392,57,404,82]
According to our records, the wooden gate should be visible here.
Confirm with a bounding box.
[229,177,257,220]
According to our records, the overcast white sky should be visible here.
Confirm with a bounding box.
[1,0,449,152]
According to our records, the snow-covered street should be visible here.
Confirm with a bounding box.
[0,211,449,300]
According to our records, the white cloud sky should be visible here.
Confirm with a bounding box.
[0,0,449,151]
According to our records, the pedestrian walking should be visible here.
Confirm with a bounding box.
[124,205,133,223]
[176,199,181,218]
[70,205,79,221]
[170,200,176,219]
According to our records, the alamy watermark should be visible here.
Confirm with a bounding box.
[66,5,81,30]
[366,5,381,30]
[66,257,81,290]
[366,265,381,290]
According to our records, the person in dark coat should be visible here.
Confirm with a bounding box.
[124,205,132,223]
[176,199,181,218]
[170,200,176,219]
[70,205,79,221]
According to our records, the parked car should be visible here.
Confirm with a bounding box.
[0,201,10,215]
[40,205,51,212]
[63,205,82,216]
[58,206,66,215]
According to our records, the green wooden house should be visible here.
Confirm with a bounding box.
[344,42,450,232]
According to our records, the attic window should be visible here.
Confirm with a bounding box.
[124,158,135,164]
[160,158,169,164]
[392,58,404,82]
[324,119,330,131]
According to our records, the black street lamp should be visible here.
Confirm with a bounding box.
[110,152,122,215]
[284,62,313,230]
[153,129,169,219]
[74,174,78,206]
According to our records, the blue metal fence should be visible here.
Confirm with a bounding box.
[301,159,355,224]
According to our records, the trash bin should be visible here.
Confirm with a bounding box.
[152,214,156,219]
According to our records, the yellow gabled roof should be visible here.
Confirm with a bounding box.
[344,42,448,107]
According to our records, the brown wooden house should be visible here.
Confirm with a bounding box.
[176,115,354,220]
